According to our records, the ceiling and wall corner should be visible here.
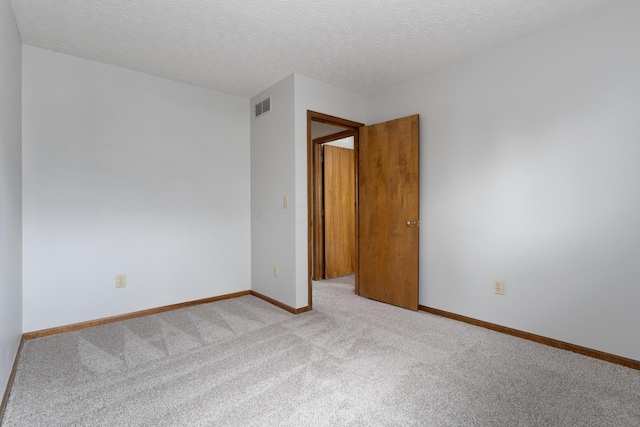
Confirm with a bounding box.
[0,0,23,400]
[10,0,621,98]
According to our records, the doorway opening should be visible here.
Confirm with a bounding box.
[307,111,364,308]
[307,112,420,311]
[314,132,355,280]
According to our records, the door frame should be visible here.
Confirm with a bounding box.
[307,111,364,308]
[312,132,356,281]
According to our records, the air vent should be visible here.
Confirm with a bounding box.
[255,97,271,118]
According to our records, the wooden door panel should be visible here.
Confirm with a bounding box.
[324,145,355,278]
[358,115,419,310]
[312,142,325,280]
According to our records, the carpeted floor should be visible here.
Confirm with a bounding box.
[3,275,640,426]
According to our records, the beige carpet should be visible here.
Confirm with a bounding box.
[2,275,640,426]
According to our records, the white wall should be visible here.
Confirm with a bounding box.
[0,0,23,397]
[250,75,297,307]
[250,74,365,309]
[22,46,251,332]
[326,137,354,149]
[366,0,640,360]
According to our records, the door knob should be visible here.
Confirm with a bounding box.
[406,220,419,227]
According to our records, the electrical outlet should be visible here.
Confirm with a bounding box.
[493,280,504,295]
[116,274,126,288]
[273,265,279,278]
[283,196,289,209]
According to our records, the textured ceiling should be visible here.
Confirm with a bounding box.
[12,0,620,98]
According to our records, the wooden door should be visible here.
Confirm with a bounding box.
[323,145,355,278]
[358,115,419,310]
[312,142,325,280]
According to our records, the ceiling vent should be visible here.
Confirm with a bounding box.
[255,97,271,118]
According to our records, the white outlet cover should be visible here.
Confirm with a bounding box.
[116,274,127,288]
[493,280,504,295]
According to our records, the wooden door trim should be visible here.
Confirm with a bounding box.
[307,111,364,308]
[353,130,360,296]
[312,142,324,280]
[312,130,356,281]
